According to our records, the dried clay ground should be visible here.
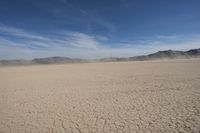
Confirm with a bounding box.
[0,59,200,133]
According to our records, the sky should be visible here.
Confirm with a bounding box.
[0,0,200,59]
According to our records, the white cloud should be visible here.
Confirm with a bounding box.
[0,25,200,59]
[95,35,109,41]
[0,37,27,48]
[0,25,50,41]
[94,18,116,33]
[66,32,98,49]
[0,25,101,50]
[156,35,177,40]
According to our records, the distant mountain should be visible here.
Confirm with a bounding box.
[129,48,200,61]
[0,59,32,65]
[0,48,200,66]
[32,56,86,64]
[185,48,200,56]
[0,57,88,66]
[99,57,129,62]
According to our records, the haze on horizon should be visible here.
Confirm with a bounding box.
[0,0,200,59]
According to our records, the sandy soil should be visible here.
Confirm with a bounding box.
[0,59,200,133]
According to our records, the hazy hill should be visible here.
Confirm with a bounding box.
[0,48,200,66]
[129,48,200,61]
[32,56,86,64]
[0,59,32,66]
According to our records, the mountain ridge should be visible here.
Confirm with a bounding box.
[1,48,200,65]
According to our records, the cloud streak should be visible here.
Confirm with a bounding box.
[0,25,200,59]
[64,32,98,49]
[0,25,100,50]
[46,0,117,33]
[0,25,50,41]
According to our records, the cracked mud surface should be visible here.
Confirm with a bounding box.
[0,59,200,133]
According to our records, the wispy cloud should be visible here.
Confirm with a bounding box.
[0,24,50,41]
[67,32,98,49]
[0,25,200,59]
[0,25,100,50]
[92,17,116,33]
[46,0,117,33]
[156,35,177,40]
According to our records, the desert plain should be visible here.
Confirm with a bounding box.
[0,59,200,133]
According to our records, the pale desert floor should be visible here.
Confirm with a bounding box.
[0,59,200,133]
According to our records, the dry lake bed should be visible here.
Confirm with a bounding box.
[0,59,200,133]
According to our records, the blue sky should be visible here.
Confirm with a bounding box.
[0,0,200,59]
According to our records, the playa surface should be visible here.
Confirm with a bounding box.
[0,59,200,133]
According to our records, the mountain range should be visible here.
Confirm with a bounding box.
[0,48,200,66]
